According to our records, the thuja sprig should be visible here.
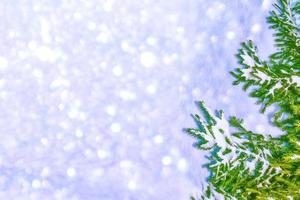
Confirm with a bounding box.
[188,0,300,199]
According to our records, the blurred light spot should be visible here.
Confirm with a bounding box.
[262,0,272,11]
[40,17,51,43]
[181,74,190,84]
[206,3,226,19]
[146,84,156,95]
[146,37,157,46]
[40,138,49,146]
[97,149,109,159]
[67,168,76,177]
[28,41,37,51]
[0,79,5,88]
[103,1,114,12]
[153,135,164,144]
[0,56,8,71]
[50,78,70,89]
[162,156,172,166]
[96,31,110,43]
[106,105,116,116]
[226,31,236,40]
[63,142,75,152]
[120,160,132,169]
[121,40,134,53]
[88,22,97,30]
[120,90,136,101]
[177,158,188,172]
[128,180,137,190]
[32,179,41,189]
[112,65,123,76]
[111,122,121,133]
[210,35,217,43]
[75,129,84,138]
[34,46,59,62]
[41,167,50,177]
[93,168,104,176]
[73,12,82,20]
[33,69,43,79]
[140,51,156,68]
[68,108,80,119]
[84,149,93,158]
[251,23,261,34]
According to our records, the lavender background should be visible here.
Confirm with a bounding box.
[0,0,281,199]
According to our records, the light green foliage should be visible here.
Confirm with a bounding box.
[188,0,300,199]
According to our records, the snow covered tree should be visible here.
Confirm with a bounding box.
[187,0,300,199]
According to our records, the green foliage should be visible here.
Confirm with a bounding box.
[188,0,300,199]
[187,102,298,199]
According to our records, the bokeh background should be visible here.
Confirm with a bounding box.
[0,0,281,199]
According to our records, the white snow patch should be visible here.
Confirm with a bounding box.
[256,71,271,82]
[291,76,300,87]
[241,54,255,67]
[269,82,282,96]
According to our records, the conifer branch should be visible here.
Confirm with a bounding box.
[188,0,300,199]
